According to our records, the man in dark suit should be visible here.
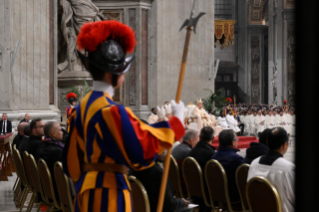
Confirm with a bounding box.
[12,122,28,149]
[19,113,30,123]
[35,122,64,200]
[172,129,198,162]
[188,126,215,212]
[0,113,12,135]
[132,154,191,212]
[26,118,44,156]
[212,130,243,208]
[236,111,245,135]
[19,124,31,161]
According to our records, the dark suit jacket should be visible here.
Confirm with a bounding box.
[18,136,29,162]
[12,133,24,149]
[132,163,190,212]
[19,118,29,123]
[188,141,216,171]
[172,142,192,162]
[34,138,64,200]
[212,146,243,203]
[243,142,269,164]
[0,120,12,134]
[26,135,43,156]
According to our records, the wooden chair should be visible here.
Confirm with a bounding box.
[246,176,281,212]
[12,148,31,212]
[23,151,39,212]
[205,159,242,212]
[54,162,74,212]
[28,154,51,211]
[11,144,21,201]
[128,176,150,212]
[10,144,20,190]
[236,164,250,211]
[38,159,62,212]
[182,157,211,210]
[168,155,184,198]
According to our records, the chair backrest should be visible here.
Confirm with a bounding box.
[182,157,210,207]
[23,151,34,189]
[168,155,184,198]
[38,159,60,208]
[247,176,281,212]
[205,160,229,206]
[27,154,45,200]
[54,162,74,211]
[13,148,28,187]
[129,176,150,212]
[236,164,250,211]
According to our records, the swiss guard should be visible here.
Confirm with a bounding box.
[282,100,289,110]
[224,97,234,116]
[62,20,185,212]
[66,92,77,119]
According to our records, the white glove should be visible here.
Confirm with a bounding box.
[157,106,165,120]
[171,100,185,124]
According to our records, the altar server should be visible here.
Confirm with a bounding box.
[147,108,158,124]
[217,111,230,130]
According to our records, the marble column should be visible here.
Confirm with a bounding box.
[0,0,60,129]
[268,0,295,106]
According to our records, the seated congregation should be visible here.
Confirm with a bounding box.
[10,116,294,212]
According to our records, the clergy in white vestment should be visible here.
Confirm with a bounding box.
[245,110,254,135]
[255,110,266,134]
[217,111,231,130]
[209,110,223,136]
[265,111,274,129]
[288,110,296,136]
[226,111,240,133]
[251,111,258,135]
[278,111,290,134]
[147,107,158,124]
[165,103,173,120]
[191,98,212,130]
[248,127,295,212]
[272,110,280,128]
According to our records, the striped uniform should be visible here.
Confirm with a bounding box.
[66,106,73,119]
[62,91,184,212]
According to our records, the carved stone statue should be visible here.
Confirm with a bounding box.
[58,0,106,72]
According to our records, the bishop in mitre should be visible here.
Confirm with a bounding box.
[192,98,212,130]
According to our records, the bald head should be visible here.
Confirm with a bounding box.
[18,122,27,136]
[25,113,30,121]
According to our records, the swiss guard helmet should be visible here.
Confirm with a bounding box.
[76,21,136,87]
[66,92,77,105]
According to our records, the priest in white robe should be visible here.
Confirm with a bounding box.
[265,111,274,129]
[217,111,231,130]
[226,111,240,133]
[251,111,258,136]
[255,110,266,135]
[248,128,295,212]
[245,110,254,135]
[272,111,280,128]
[147,107,158,124]
[278,111,290,134]
[288,110,296,136]
[209,110,223,136]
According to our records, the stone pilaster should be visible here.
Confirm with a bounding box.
[0,0,60,129]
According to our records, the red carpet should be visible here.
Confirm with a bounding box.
[211,136,259,149]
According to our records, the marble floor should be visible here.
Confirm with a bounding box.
[0,137,295,212]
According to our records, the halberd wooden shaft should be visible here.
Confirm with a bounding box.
[156,26,193,212]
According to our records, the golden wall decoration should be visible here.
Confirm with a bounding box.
[214,20,236,49]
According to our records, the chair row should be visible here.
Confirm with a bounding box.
[11,145,73,212]
[169,155,282,212]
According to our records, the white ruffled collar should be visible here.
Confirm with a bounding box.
[93,81,114,98]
